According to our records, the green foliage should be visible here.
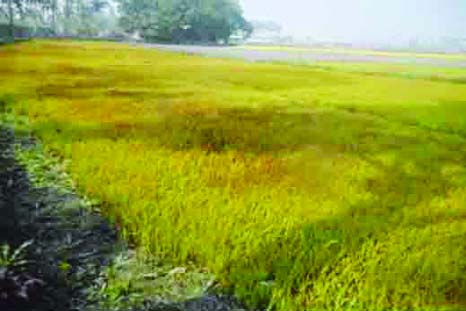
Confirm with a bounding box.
[89,251,216,310]
[116,0,159,34]
[0,241,32,272]
[16,145,74,191]
[117,0,252,43]
[0,0,120,39]
[1,0,250,43]
[0,241,45,305]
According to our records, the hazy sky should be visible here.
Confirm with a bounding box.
[239,0,466,44]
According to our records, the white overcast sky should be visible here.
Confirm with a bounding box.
[239,0,466,44]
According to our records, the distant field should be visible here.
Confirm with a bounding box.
[239,45,466,61]
[1,40,466,310]
[150,43,466,67]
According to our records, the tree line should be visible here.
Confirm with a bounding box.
[117,0,252,44]
[0,0,114,38]
[0,0,252,44]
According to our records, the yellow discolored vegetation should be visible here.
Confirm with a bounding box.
[1,40,466,310]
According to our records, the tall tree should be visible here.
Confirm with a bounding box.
[116,0,252,44]
[116,0,158,34]
[7,0,14,39]
[50,0,57,33]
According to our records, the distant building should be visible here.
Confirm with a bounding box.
[246,20,286,45]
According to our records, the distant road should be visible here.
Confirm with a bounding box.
[143,44,466,67]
